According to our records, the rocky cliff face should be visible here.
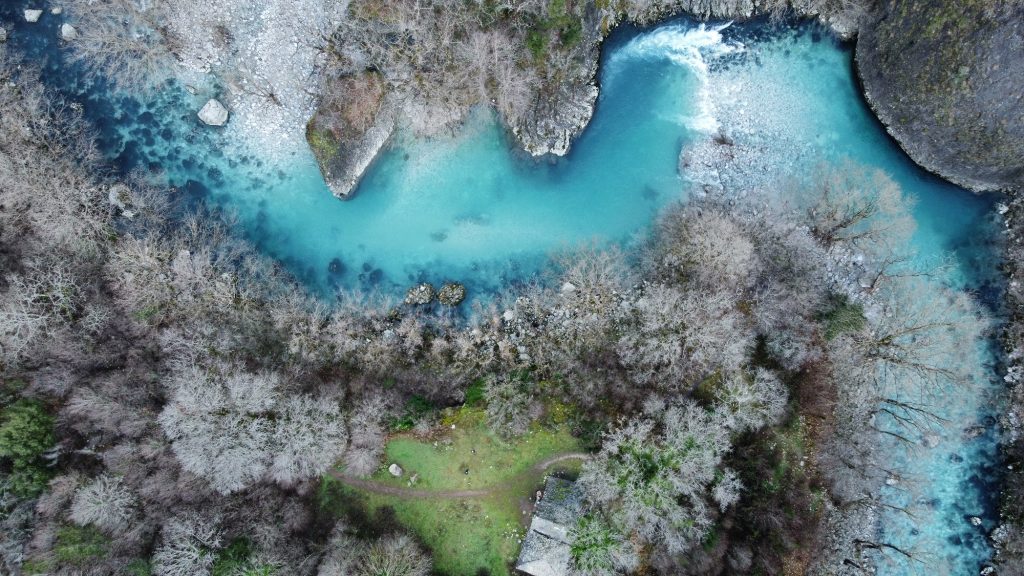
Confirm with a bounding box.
[856,0,1024,194]
[306,0,866,198]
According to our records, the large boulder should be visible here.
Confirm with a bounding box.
[60,23,77,41]
[198,99,229,126]
[404,283,436,306]
[856,0,1024,193]
[437,283,467,307]
[24,9,43,22]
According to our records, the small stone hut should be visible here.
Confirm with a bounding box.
[515,477,584,576]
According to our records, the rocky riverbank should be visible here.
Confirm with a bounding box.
[305,0,867,198]
[993,197,1024,574]
[852,1,1024,572]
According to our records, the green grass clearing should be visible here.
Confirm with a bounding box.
[370,407,580,491]
[320,406,584,576]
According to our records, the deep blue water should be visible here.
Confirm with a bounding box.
[0,3,1006,573]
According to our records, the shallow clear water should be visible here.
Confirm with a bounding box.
[700,23,1004,574]
[2,4,1004,573]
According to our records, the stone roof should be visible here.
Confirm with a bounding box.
[515,478,583,576]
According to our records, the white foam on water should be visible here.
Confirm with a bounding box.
[611,23,743,134]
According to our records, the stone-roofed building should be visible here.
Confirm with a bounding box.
[515,477,584,576]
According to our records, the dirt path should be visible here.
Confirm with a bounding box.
[328,452,590,499]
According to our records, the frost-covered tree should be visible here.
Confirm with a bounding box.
[578,400,733,553]
[68,475,137,535]
[158,363,347,493]
[153,513,222,576]
[617,284,753,389]
[654,204,759,291]
[67,0,178,90]
[716,369,788,433]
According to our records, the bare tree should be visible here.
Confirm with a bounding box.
[801,162,916,255]
[359,534,431,576]
[616,284,754,389]
[343,395,389,477]
[66,0,178,90]
[158,363,348,494]
[654,203,760,291]
[484,373,541,439]
[0,261,86,365]
[152,513,223,576]
[715,368,788,433]
[68,475,138,535]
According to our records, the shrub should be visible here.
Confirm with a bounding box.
[821,297,866,340]
[526,29,548,61]
[0,399,55,496]
[212,538,278,576]
[54,525,109,566]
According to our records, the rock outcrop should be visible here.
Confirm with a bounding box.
[513,78,600,157]
[306,72,392,199]
[856,0,1024,193]
[438,283,467,307]
[404,283,436,306]
[510,2,606,156]
[198,99,230,126]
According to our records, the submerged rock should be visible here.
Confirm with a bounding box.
[60,23,77,42]
[24,9,43,23]
[964,425,987,440]
[198,99,229,126]
[404,283,436,306]
[438,282,467,307]
[856,0,1024,193]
